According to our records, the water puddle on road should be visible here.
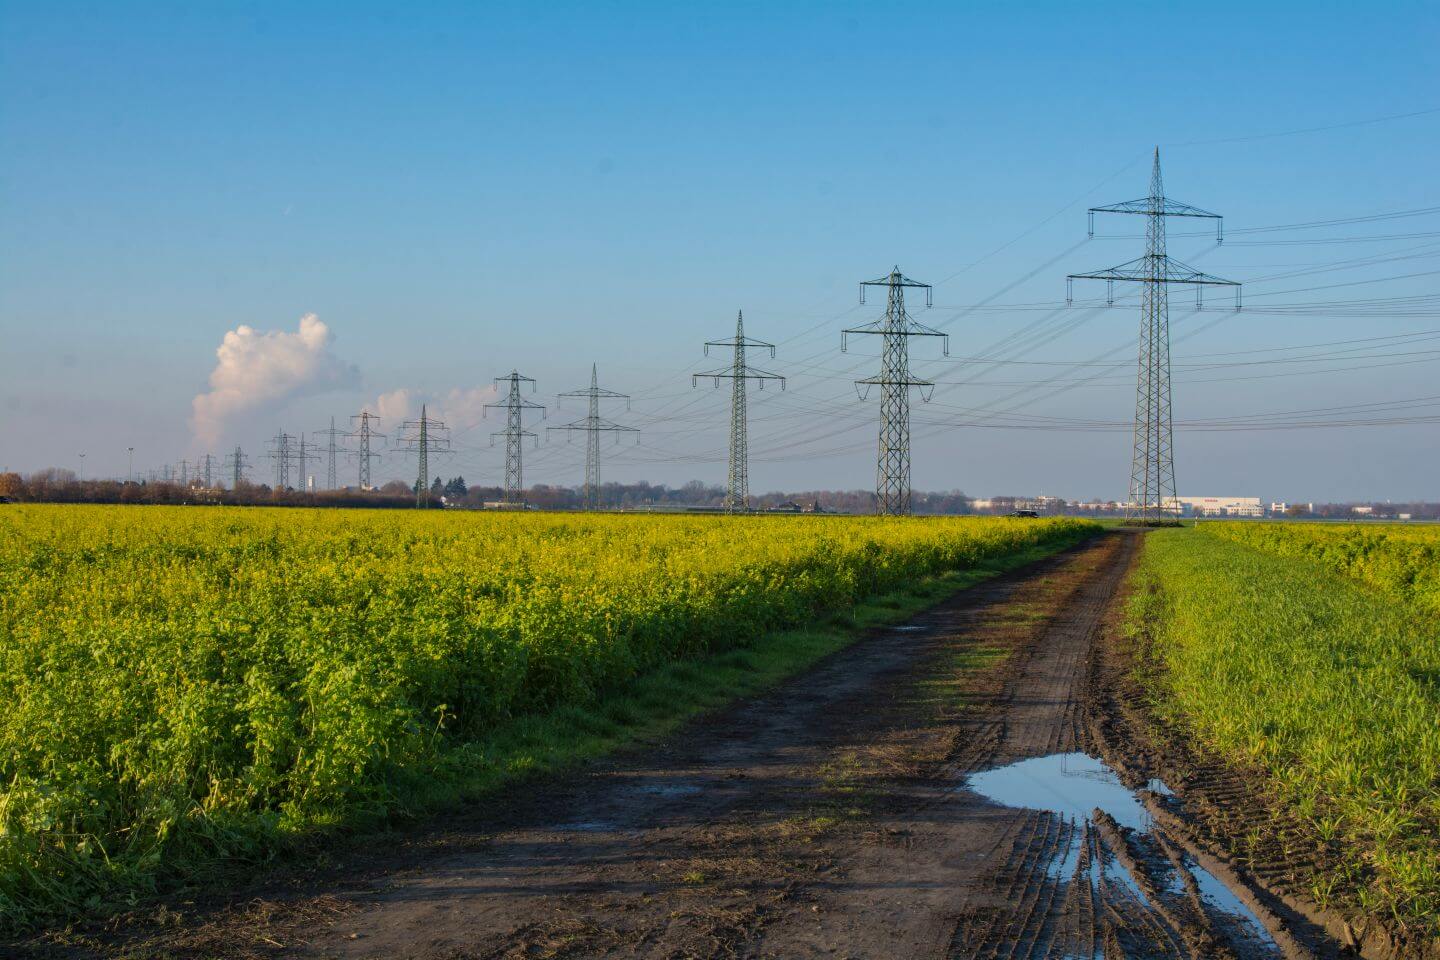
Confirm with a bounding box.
[963,752,1280,956]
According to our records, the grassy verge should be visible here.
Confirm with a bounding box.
[342,531,1093,821]
[1126,527,1440,938]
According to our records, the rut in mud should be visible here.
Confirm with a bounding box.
[33,532,1343,959]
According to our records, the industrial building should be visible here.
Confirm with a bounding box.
[1167,496,1264,518]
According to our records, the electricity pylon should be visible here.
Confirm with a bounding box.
[267,432,295,488]
[842,268,948,516]
[693,311,785,512]
[1067,148,1241,525]
[349,412,385,490]
[201,453,214,488]
[397,405,451,507]
[314,417,349,490]
[485,371,545,504]
[293,437,319,491]
[225,446,249,488]
[549,364,638,510]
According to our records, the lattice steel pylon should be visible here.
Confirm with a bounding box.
[843,268,948,516]
[1066,149,1241,525]
[396,405,451,507]
[225,446,249,489]
[292,437,319,491]
[314,417,350,490]
[548,364,638,510]
[266,432,295,489]
[485,371,545,504]
[693,311,785,512]
[349,412,385,490]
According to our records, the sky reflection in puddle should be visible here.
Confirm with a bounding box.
[964,752,1279,954]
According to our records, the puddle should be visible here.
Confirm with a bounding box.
[630,782,702,798]
[967,752,1155,831]
[555,820,614,832]
[964,752,1279,955]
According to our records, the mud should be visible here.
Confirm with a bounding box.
[16,531,1357,959]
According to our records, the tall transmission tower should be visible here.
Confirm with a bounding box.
[201,453,214,488]
[267,432,295,489]
[842,268,948,516]
[314,417,349,490]
[549,364,638,510]
[349,412,385,490]
[292,436,319,491]
[397,405,451,507]
[1066,148,1240,525]
[693,311,785,512]
[178,459,191,487]
[485,371,545,504]
[225,446,250,488]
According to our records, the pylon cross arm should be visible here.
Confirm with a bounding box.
[1068,255,1239,287]
[1089,197,1221,219]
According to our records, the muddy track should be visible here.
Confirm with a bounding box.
[29,531,1350,959]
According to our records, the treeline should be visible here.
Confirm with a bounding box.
[1304,502,1440,520]
[0,470,419,509]
[0,469,979,514]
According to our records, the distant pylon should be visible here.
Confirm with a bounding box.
[293,436,318,491]
[202,453,214,488]
[225,446,249,488]
[485,372,545,504]
[314,417,349,490]
[397,405,451,507]
[549,364,638,510]
[694,311,785,512]
[267,432,294,488]
[349,412,385,490]
[1067,149,1241,525]
[843,268,948,516]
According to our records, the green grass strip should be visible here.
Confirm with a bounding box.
[1128,527,1440,935]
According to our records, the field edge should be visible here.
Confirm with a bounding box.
[9,522,1101,940]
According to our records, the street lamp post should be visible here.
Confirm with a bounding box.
[128,447,134,483]
[79,453,86,483]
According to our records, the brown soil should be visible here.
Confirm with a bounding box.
[15,531,1359,959]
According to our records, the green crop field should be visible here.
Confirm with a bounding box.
[1128,523,1440,935]
[0,505,1095,929]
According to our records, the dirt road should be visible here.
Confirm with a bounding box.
[64,532,1341,959]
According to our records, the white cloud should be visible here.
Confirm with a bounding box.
[191,313,357,448]
[363,384,502,434]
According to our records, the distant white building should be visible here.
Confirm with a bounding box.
[1269,501,1288,515]
[1168,496,1264,518]
[1352,505,1374,516]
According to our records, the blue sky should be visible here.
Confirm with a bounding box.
[2,1,1438,500]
